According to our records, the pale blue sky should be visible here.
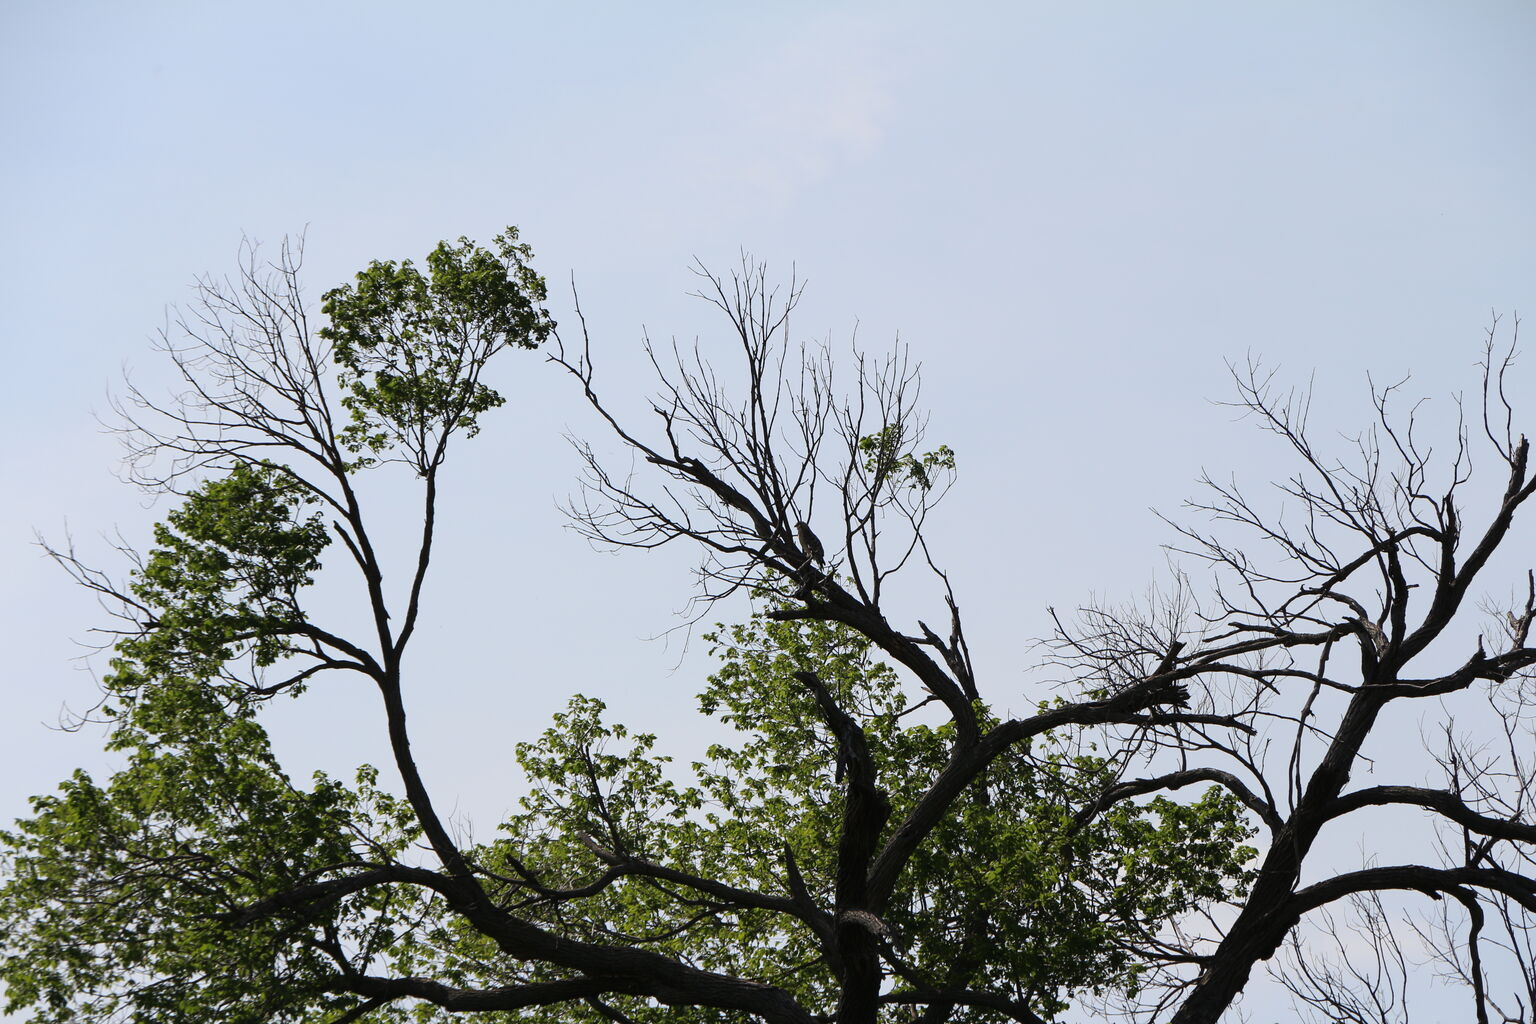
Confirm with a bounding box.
[3,2,1534,1019]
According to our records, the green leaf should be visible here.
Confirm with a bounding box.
[319,227,554,472]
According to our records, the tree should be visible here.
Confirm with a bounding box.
[555,272,1536,1022]
[487,605,1253,1024]
[2,233,1533,1024]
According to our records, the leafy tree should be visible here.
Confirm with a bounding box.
[460,608,1255,1023]
[3,236,1534,1024]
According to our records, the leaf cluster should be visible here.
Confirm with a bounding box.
[857,425,955,492]
[320,228,554,470]
[0,679,417,1024]
[113,462,330,698]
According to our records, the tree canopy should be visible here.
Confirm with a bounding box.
[4,231,1535,1024]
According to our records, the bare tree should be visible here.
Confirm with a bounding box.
[557,262,973,714]
[1049,327,1536,1022]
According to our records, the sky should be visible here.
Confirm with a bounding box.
[2,2,1534,1020]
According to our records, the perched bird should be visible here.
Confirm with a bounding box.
[795,519,825,565]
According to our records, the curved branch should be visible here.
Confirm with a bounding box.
[880,988,1048,1024]
[545,842,816,925]
[221,864,458,926]
[1072,768,1284,836]
[1324,786,1536,844]
[1291,865,1536,919]
[331,974,634,1012]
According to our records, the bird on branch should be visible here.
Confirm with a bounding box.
[795,519,825,566]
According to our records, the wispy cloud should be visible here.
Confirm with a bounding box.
[694,10,904,204]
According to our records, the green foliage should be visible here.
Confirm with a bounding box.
[402,607,1257,1023]
[2,568,1255,1024]
[0,461,413,1022]
[0,678,417,1024]
[319,228,554,469]
[1,229,556,1023]
[858,425,955,491]
[114,462,329,692]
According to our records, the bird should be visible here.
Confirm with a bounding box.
[795,519,825,566]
